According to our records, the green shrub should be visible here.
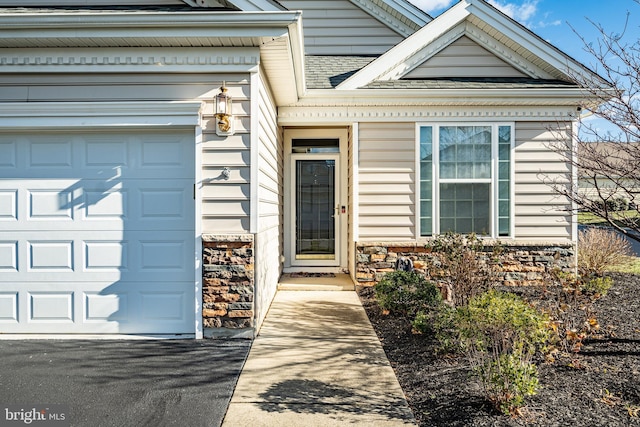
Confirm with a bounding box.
[457,290,550,354]
[374,271,441,316]
[580,275,613,296]
[456,290,549,415]
[476,351,539,415]
[412,304,461,354]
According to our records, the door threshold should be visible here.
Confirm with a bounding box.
[283,266,345,274]
[278,273,355,291]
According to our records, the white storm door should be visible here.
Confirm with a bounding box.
[290,154,340,266]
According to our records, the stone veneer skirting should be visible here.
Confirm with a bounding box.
[202,234,254,336]
[356,241,576,287]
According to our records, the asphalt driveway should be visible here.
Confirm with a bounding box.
[0,339,251,427]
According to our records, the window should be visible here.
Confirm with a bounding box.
[419,124,513,237]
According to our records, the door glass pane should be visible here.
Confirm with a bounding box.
[296,159,335,259]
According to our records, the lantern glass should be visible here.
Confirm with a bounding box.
[216,90,231,116]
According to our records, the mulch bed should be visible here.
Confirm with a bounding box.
[359,273,640,426]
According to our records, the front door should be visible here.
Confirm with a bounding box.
[291,154,340,266]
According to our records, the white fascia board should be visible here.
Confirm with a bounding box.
[465,0,605,85]
[0,10,299,27]
[0,11,301,42]
[0,101,203,128]
[301,87,591,106]
[337,1,471,90]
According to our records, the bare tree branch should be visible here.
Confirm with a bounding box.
[548,2,640,242]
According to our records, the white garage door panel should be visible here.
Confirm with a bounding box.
[0,131,195,334]
[0,179,192,231]
[0,284,193,333]
[0,133,192,179]
[3,232,192,282]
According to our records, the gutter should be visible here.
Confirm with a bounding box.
[0,11,302,28]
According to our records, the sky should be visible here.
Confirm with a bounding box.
[409,0,640,68]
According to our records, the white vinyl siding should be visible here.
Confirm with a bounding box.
[403,36,527,79]
[253,71,282,332]
[514,122,572,241]
[200,79,252,233]
[0,73,244,103]
[357,122,415,241]
[278,0,405,55]
[356,121,572,243]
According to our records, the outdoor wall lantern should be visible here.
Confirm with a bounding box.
[215,83,234,136]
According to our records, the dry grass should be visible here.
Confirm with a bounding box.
[578,227,633,276]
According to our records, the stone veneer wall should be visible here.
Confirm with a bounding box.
[356,241,576,287]
[202,235,254,335]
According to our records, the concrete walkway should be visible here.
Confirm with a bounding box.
[222,288,417,426]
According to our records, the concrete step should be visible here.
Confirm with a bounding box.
[277,273,355,291]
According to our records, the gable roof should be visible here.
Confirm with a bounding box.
[336,0,606,90]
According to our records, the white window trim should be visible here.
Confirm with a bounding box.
[416,122,515,239]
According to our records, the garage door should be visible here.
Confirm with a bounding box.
[0,131,195,334]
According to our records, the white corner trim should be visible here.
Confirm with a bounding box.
[249,72,260,234]
[0,101,203,128]
[0,47,260,73]
[352,122,360,242]
[194,125,204,339]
